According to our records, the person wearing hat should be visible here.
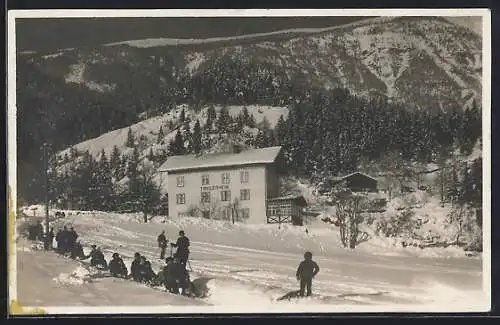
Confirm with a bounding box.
[130,252,142,282]
[295,251,320,297]
[171,230,190,265]
[109,252,128,278]
[157,230,168,260]
[82,245,108,269]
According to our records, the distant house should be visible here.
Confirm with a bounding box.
[325,172,378,193]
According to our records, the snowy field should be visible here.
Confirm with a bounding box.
[14,210,488,313]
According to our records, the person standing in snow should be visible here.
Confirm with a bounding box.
[171,230,190,265]
[157,230,168,260]
[109,253,128,278]
[34,221,44,241]
[55,226,68,254]
[46,227,55,250]
[67,227,78,253]
[296,251,320,297]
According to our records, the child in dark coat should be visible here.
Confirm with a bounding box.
[296,251,320,297]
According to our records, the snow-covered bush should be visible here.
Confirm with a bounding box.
[375,208,416,238]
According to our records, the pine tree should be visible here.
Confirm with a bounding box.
[254,131,269,148]
[192,119,202,154]
[95,149,114,210]
[148,147,155,161]
[206,105,217,130]
[125,127,135,147]
[180,108,186,123]
[241,106,251,126]
[172,129,185,155]
[110,145,121,173]
[216,106,232,133]
[70,147,79,159]
[157,126,165,144]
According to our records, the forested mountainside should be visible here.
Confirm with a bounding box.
[17,16,482,208]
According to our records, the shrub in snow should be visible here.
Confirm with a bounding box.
[334,193,371,249]
[447,204,483,251]
[375,208,416,238]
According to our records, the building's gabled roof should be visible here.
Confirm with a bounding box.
[159,146,282,173]
[326,172,378,184]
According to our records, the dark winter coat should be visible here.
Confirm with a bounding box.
[109,258,128,277]
[84,249,107,267]
[68,230,78,246]
[139,261,156,282]
[130,259,142,281]
[70,242,85,259]
[158,233,167,248]
[35,224,44,240]
[172,236,190,255]
[296,259,320,280]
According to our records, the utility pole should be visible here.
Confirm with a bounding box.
[43,142,50,250]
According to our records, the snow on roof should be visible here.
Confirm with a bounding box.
[159,146,282,173]
[328,172,378,183]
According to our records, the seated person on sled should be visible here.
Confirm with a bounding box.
[137,255,157,284]
[164,256,191,295]
[70,241,86,260]
[81,245,108,269]
[109,252,128,278]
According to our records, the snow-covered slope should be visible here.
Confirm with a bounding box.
[57,104,287,158]
[14,210,487,312]
[22,16,481,111]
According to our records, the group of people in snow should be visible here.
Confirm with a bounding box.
[26,222,320,298]
[104,230,192,296]
[54,226,80,255]
[51,228,193,296]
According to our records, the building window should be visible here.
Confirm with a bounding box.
[221,190,231,202]
[176,193,186,205]
[176,176,184,187]
[202,174,210,185]
[240,170,249,183]
[202,210,210,219]
[201,192,211,203]
[221,172,231,185]
[239,208,250,219]
[222,207,232,220]
[240,189,251,201]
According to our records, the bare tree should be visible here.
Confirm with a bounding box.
[231,198,240,224]
[335,193,365,249]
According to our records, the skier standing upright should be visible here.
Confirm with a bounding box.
[171,230,190,265]
[157,230,168,260]
[296,251,320,297]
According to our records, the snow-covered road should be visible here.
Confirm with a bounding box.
[15,211,488,312]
